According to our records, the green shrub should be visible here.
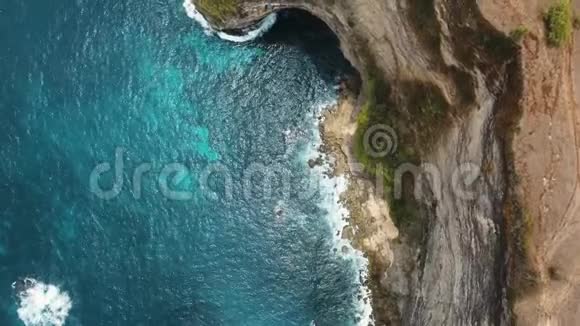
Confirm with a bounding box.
[544,0,573,47]
[510,26,529,42]
[196,0,238,22]
[352,76,422,229]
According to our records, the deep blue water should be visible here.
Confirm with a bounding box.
[0,1,368,326]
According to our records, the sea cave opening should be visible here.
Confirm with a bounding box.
[257,8,361,92]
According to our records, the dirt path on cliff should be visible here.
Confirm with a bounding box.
[481,0,580,323]
[534,43,580,326]
[528,1,580,323]
[499,0,580,323]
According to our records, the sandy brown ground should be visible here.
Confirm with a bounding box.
[481,0,580,324]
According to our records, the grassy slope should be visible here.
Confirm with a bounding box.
[196,0,239,23]
[352,67,448,235]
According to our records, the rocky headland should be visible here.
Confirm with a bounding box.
[190,0,580,325]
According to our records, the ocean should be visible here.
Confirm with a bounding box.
[0,0,371,325]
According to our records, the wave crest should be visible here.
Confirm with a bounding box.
[182,0,277,43]
[13,278,72,326]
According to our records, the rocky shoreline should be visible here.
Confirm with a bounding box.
[190,0,580,324]
[317,91,410,325]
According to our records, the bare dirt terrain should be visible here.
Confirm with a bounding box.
[482,0,580,324]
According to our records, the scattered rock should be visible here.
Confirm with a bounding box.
[307,157,324,168]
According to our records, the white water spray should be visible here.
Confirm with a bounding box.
[13,278,72,326]
[303,102,375,326]
[183,0,277,43]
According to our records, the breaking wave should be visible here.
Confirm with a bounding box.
[12,278,72,326]
[183,0,277,43]
[303,102,375,326]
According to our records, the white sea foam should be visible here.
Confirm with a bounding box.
[304,102,375,326]
[182,0,211,31]
[216,14,277,43]
[183,0,370,320]
[183,0,277,43]
[13,278,72,326]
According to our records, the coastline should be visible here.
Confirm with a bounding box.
[185,0,580,323]
[318,91,409,325]
[304,97,375,326]
[183,0,278,43]
[182,2,383,322]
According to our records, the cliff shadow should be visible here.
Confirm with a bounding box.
[257,9,360,90]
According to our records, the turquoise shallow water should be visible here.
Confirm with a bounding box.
[0,1,366,325]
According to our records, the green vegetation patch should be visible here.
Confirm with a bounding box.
[196,0,239,23]
[505,200,541,300]
[509,26,529,43]
[544,0,573,47]
[352,64,451,234]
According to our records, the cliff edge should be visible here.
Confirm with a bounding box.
[191,0,580,325]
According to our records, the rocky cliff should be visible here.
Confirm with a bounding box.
[191,0,580,325]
